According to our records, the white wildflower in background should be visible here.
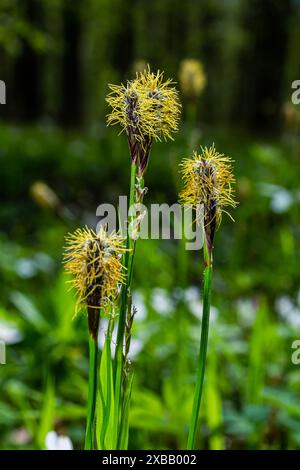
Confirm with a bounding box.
[184,287,218,323]
[184,286,202,318]
[258,183,298,214]
[151,288,174,316]
[275,296,300,327]
[45,431,73,450]
[236,298,257,327]
[0,320,23,344]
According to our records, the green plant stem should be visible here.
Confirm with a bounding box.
[99,316,115,449]
[114,162,137,445]
[187,239,213,450]
[85,336,98,449]
[116,163,137,360]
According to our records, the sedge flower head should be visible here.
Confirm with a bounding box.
[179,145,237,248]
[107,66,181,143]
[63,226,125,316]
[179,59,206,99]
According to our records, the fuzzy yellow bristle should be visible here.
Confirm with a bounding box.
[106,66,181,142]
[63,226,126,315]
[179,145,237,229]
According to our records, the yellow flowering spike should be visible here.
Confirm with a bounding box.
[179,145,237,248]
[179,59,206,99]
[106,66,181,143]
[63,226,126,319]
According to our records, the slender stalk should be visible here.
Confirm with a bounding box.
[116,162,136,359]
[85,336,98,449]
[99,316,115,449]
[114,162,137,445]
[187,238,213,450]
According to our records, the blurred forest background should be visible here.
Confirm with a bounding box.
[1,0,300,450]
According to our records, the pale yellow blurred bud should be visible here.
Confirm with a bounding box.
[179,59,207,99]
[30,181,60,210]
